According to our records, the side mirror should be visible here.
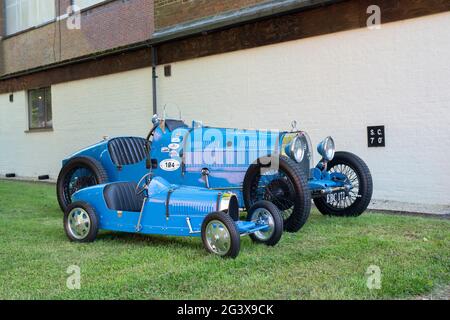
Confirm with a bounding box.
[152,114,160,126]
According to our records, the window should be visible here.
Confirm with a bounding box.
[28,87,52,130]
[5,0,55,35]
[75,0,107,10]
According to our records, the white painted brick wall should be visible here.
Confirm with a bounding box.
[156,13,450,206]
[0,13,449,207]
[0,68,153,178]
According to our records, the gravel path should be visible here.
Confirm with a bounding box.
[414,285,450,300]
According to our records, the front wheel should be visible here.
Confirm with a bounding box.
[243,156,311,233]
[201,212,240,259]
[247,201,283,246]
[314,151,373,217]
[64,201,99,242]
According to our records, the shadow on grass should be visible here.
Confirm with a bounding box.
[96,231,201,249]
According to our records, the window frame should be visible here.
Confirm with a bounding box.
[74,0,108,10]
[4,0,56,37]
[27,87,53,131]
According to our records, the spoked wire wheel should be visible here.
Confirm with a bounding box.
[314,152,373,217]
[243,156,311,232]
[57,156,108,212]
[63,167,98,205]
[251,170,295,221]
[327,164,360,209]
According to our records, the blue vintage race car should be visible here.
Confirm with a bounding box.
[57,115,373,232]
[65,174,284,258]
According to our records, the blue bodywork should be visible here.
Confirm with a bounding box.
[72,176,268,237]
[63,120,352,207]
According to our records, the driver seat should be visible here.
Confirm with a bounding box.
[103,182,144,212]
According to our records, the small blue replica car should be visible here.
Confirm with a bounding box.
[65,174,283,258]
[57,115,373,233]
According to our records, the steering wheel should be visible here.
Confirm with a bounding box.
[136,115,162,196]
[135,173,153,196]
[145,116,161,169]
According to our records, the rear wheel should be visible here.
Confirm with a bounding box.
[247,201,283,246]
[202,212,240,258]
[56,156,108,212]
[314,152,373,217]
[243,156,311,233]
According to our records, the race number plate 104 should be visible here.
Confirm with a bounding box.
[160,159,180,171]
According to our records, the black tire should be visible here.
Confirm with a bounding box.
[56,156,109,212]
[201,212,240,259]
[314,151,373,217]
[64,201,99,243]
[243,155,311,233]
[247,201,283,246]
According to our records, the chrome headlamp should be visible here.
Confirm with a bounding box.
[317,136,335,161]
[285,135,305,163]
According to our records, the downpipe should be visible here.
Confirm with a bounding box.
[151,45,158,115]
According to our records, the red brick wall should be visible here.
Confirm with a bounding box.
[60,0,72,15]
[155,0,271,29]
[1,0,154,76]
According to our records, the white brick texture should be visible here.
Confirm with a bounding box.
[0,68,153,178]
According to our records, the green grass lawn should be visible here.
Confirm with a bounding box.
[0,180,448,300]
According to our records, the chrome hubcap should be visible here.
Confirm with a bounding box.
[205,220,231,256]
[67,208,91,240]
[251,208,275,241]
